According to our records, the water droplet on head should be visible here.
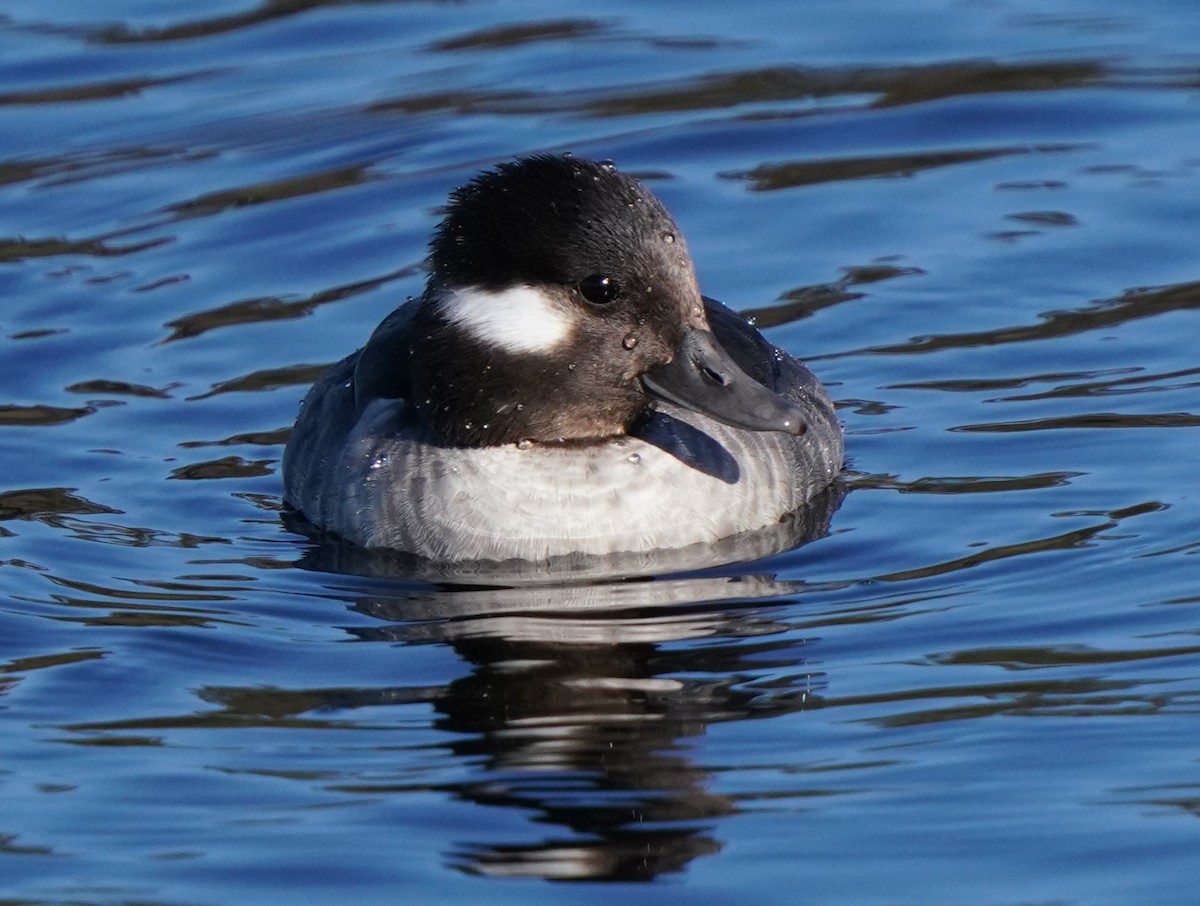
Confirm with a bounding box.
[662,232,675,244]
[369,454,389,472]
[599,159,616,172]
[627,452,641,465]
[517,438,533,450]
[567,363,577,371]
[622,334,638,350]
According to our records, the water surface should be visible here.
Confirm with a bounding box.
[2,1,1200,903]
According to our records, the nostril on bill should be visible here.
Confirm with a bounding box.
[699,362,727,386]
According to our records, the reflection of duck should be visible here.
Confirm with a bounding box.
[284,155,843,564]
[339,568,829,881]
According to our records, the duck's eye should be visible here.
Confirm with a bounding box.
[578,274,620,305]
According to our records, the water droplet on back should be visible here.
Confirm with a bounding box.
[622,334,638,350]
[662,232,675,244]
[627,452,641,465]
[517,438,533,450]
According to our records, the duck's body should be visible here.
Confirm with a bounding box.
[283,155,843,564]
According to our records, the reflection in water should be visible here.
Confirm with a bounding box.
[359,58,1153,122]
[0,233,166,264]
[76,0,412,45]
[860,278,1200,357]
[0,74,196,106]
[434,633,756,879]
[166,165,376,221]
[414,59,1108,119]
[0,486,121,523]
[722,145,1077,192]
[163,266,417,343]
[351,578,826,881]
[739,264,921,330]
[429,18,605,52]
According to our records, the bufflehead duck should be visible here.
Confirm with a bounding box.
[283,155,843,563]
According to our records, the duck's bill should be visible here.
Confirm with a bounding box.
[641,326,807,435]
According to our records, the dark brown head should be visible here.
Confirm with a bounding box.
[408,155,804,446]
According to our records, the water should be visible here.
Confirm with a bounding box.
[3,1,1199,902]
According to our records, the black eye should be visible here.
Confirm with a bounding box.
[578,274,620,305]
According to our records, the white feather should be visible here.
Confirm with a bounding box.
[437,284,575,353]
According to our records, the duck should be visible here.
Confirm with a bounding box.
[283,154,843,564]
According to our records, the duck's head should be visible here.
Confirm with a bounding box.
[408,154,806,446]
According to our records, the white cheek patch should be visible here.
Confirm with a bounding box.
[437,285,577,354]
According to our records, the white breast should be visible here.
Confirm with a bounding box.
[295,395,841,563]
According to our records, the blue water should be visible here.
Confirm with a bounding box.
[3,1,1200,902]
